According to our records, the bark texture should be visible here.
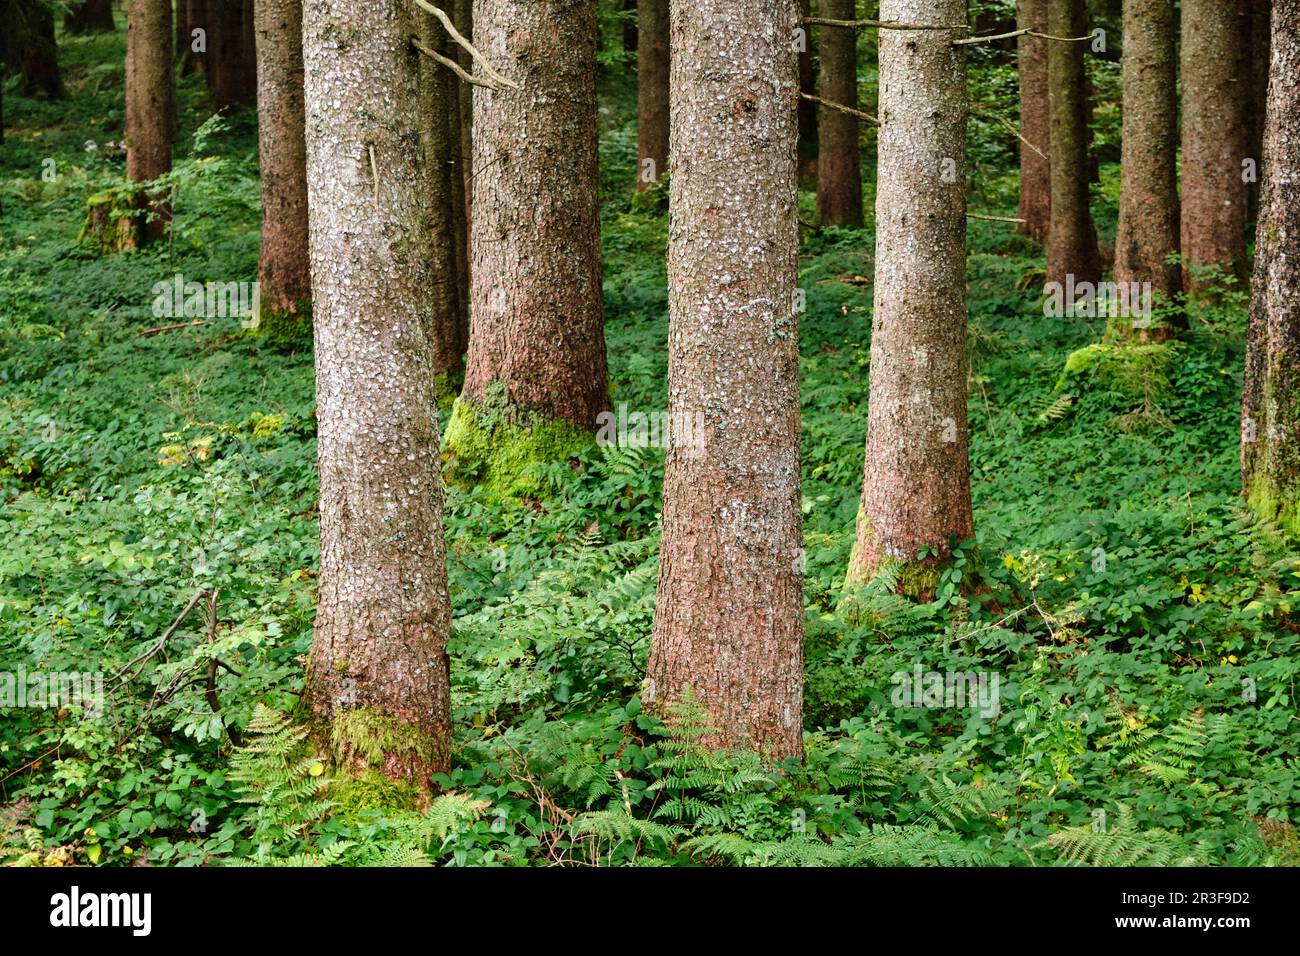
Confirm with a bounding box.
[64,0,116,34]
[455,0,608,431]
[847,0,972,593]
[815,0,864,226]
[1181,0,1248,291]
[636,0,670,190]
[452,0,472,348]
[253,0,311,331]
[125,0,175,246]
[1015,0,1050,242]
[1241,0,1300,534]
[645,0,805,760]
[1113,0,1180,303]
[302,0,453,784]
[1045,0,1100,288]
[417,9,465,385]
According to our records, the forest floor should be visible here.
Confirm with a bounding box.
[1,29,1297,866]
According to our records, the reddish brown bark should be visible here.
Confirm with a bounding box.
[126,0,175,246]
[815,2,864,227]
[636,0,669,191]
[1015,0,1050,242]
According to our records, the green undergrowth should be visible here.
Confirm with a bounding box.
[2,19,1298,868]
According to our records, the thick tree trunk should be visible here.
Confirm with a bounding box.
[815,3,863,226]
[1015,0,1050,242]
[846,0,972,595]
[1181,0,1248,292]
[645,0,804,760]
[449,0,608,487]
[208,0,256,110]
[1241,0,1300,535]
[302,0,453,786]
[417,11,465,389]
[64,0,116,34]
[636,0,669,191]
[1045,0,1100,289]
[125,0,174,246]
[12,3,64,98]
[1113,0,1180,316]
[253,0,311,334]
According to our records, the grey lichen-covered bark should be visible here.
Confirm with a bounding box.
[1181,0,1248,291]
[1045,0,1100,288]
[846,0,972,595]
[815,0,864,227]
[1113,0,1180,309]
[449,0,608,483]
[253,0,311,333]
[636,0,669,191]
[645,0,805,761]
[302,0,452,786]
[1241,0,1300,535]
[1016,0,1051,243]
[125,0,174,246]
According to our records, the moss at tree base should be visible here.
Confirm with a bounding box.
[252,298,313,351]
[329,707,438,784]
[1246,477,1300,539]
[443,394,594,499]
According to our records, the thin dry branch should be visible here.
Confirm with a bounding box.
[800,92,880,126]
[977,111,1046,160]
[967,213,1026,223]
[954,27,1094,45]
[410,0,519,90]
[411,38,502,90]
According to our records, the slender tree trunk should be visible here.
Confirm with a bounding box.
[253,0,311,335]
[1113,0,1180,320]
[846,0,971,595]
[1242,0,1271,227]
[449,0,608,488]
[636,0,669,191]
[798,0,818,180]
[241,0,258,101]
[1241,0,1300,535]
[12,3,63,98]
[1181,0,1248,291]
[64,0,116,34]
[208,0,255,110]
[302,0,453,786]
[417,10,464,389]
[646,0,804,760]
[125,0,174,246]
[451,0,471,353]
[1045,0,1100,289]
[1015,0,1050,242]
[178,0,209,77]
[815,4,863,226]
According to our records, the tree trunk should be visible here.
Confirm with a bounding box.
[125,0,174,246]
[623,0,638,52]
[1242,0,1271,227]
[177,0,208,77]
[208,0,256,111]
[1045,0,1100,289]
[302,0,453,786]
[1113,0,1180,319]
[636,0,669,191]
[12,3,64,98]
[449,0,609,490]
[645,0,804,760]
[798,0,818,180]
[253,0,311,337]
[1241,0,1300,535]
[452,0,471,353]
[64,0,116,34]
[846,0,972,595]
[417,10,465,390]
[1015,0,1050,242]
[815,3,863,226]
[1181,0,1248,292]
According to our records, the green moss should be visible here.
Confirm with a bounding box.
[433,369,464,411]
[330,707,433,773]
[1247,475,1300,539]
[251,298,312,352]
[443,387,594,498]
[331,770,420,814]
[1057,340,1174,402]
